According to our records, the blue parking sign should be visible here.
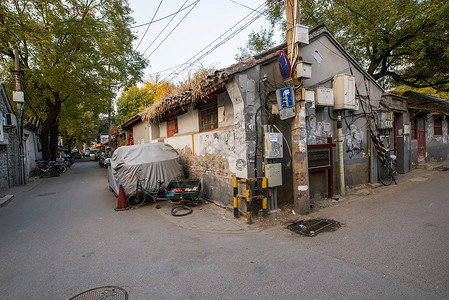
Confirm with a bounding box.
[279,87,294,109]
[276,87,296,120]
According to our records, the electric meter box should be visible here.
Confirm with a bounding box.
[264,132,283,159]
[314,87,334,106]
[265,163,283,187]
[379,111,394,129]
[303,90,315,102]
[296,61,312,79]
[295,24,309,45]
[333,74,356,110]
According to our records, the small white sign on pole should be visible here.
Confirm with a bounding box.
[13,91,24,103]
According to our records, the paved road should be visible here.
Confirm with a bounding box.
[0,160,447,299]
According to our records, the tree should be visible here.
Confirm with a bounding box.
[235,29,276,61]
[116,79,173,125]
[239,0,449,91]
[0,0,147,160]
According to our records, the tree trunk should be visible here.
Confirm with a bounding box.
[50,122,59,160]
[41,97,61,161]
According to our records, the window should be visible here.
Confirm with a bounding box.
[200,106,218,131]
[434,117,442,136]
[168,118,178,137]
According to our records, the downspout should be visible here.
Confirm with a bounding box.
[337,112,345,196]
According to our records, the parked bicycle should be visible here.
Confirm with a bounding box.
[30,160,65,177]
[378,154,397,186]
[126,178,166,209]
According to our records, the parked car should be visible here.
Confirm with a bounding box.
[108,143,183,197]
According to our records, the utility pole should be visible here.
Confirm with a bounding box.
[287,1,310,214]
[14,49,26,185]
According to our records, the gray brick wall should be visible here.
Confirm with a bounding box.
[0,84,20,193]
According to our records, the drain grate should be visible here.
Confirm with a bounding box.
[69,286,128,300]
[287,218,340,237]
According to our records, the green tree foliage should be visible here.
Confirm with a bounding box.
[0,0,147,159]
[235,29,276,61]
[116,80,173,125]
[239,0,449,91]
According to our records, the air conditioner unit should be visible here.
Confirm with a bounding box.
[4,113,17,127]
[333,74,356,110]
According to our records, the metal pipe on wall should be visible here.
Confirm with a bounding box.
[337,112,345,196]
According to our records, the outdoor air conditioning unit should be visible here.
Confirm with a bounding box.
[4,113,17,127]
[333,74,356,110]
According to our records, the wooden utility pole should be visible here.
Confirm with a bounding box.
[286,1,310,214]
[14,49,25,185]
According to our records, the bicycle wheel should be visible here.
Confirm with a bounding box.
[379,163,393,186]
[126,192,145,208]
[50,166,61,177]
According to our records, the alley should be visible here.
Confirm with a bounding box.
[0,160,448,299]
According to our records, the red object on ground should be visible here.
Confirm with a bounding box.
[115,185,128,211]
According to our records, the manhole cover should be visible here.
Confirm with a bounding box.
[69,286,128,300]
[287,219,340,237]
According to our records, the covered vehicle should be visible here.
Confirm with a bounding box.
[108,143,183,197]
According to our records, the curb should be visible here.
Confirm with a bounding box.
[0,195,14,208]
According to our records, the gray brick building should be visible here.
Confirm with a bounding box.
[0,83,20,192]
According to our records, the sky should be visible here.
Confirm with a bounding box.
[127,0,280,84]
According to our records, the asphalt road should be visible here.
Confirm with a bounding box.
[0,160,447,299]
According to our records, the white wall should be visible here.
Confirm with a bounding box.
[132,122,149,144]
[177,106,199,134]
[159,122,168,138]
[217,92,234,127]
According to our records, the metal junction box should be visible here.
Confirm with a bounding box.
[265,163,282,187]
[295,24,309,45]
[264,132,283,159]
[314,87,334,106]
[333,74,356,110]
[296,61,312,79]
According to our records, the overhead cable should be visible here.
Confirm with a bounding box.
[135,0,164,50]
[145,0,200,58]
[7,1,200,36]
[142,0,190,56]
[159,2,267,82]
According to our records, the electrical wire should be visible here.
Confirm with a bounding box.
[161,2,267,82]
[5,1,200,36]
[134,0,164,51]
[228,0,266,15]
[143,0,194,57]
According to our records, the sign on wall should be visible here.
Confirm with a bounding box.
[276,87,296,120]
[278,50,291,79]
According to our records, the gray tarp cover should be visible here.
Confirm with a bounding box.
[108,143,183,196]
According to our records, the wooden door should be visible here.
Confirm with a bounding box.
[417,116,425,161]
[168,119,177,137]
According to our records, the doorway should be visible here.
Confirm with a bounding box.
[416,116,426,161]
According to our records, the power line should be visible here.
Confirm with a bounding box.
[161,2,267,82]
[141,0,190,56]
[134,0,164,51]
[7,1,200,36]
[228,0,266,15]
[145,0,200,59]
